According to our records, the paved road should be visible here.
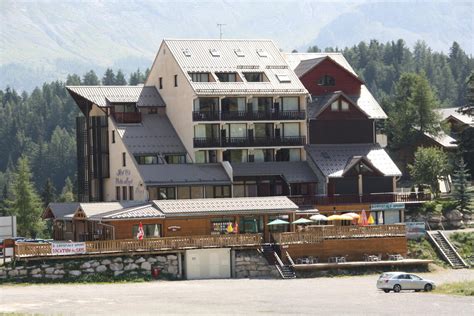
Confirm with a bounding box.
[1,269,473,315]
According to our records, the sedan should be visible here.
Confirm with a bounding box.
[377,272,436,293]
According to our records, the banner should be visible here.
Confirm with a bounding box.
[405,222,426,240]
[371,202,405,211]
[51,242,86,255]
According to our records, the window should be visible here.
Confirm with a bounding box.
[112,130,115,143]
[318,75,335,86]
[234,48,245,57]
[331,98,350,111]
[223,149,247,163]
[195,151,206,163]
[189,72,211,82]
[174,75,178,87]
[221,97,246,112]
[132,224,161,239]
[283,123,300,137]
[341,100,349,111]
[211,218,234,234]
[216,72,238,82]
[135,155,159,165]
[164,154,186,164]
[194,97,219,112]
[148,107,158,114]
[114,104,136,113]
[191,186,204,199]
[159,77,163,89]
[158,187,175,200]
[331,101,339,111]
[205,185,231,198]
[281,97,299,111]
[129,186,134,200]
[116,186,121,201]
[209,48,220,57]
[122,186,128,200]
[276,74,291,83]
[243,72,265,82]
[256,49,268,57]
[122,152,126,167]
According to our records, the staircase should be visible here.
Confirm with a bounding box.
[261,244,296,279]
[427,231,469,269]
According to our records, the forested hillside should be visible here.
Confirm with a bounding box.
[0,40,472,208]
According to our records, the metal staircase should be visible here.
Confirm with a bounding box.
[261,244,296,279]
[427,231,469,269]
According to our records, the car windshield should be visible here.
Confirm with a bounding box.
[410,274,422,280]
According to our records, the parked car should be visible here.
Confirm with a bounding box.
[377,272,436,293]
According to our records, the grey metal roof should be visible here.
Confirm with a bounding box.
[138,163,232,185]
[44,203,80,220]
[116,114,186,155]
[66,86,165,107]
[163,39,307,96]
[99,204,165,220]
[436,107,474,126]
[306,143,402,178]
[80,202,144,218]
[152,196,298,217]
[231,161,318,183]
[293,57,326,77]
[284,52,358,76]
[423,131,458,148]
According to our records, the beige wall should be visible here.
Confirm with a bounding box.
[146,43,197,161]
[103,117,147,201]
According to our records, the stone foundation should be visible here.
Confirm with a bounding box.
[234,250,279,279]
[0,253,180,282]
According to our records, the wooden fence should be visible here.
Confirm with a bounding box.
[273,224,406,245]
[15,234,262,258]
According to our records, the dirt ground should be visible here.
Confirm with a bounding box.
[1,268,473,315]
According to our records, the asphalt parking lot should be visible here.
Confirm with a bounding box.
[1,269,473,315]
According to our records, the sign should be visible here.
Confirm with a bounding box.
[371,202,405,211]
[51,242,86,255]
[167,225,181,232]
[405,222,426,240]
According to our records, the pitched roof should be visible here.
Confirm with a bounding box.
[98,204,164,220]
[152,196,298,217]
[423,131,458,148]
[436,107,474,126]
[43,203,79,220]
[116,114,186,155]
[79,202,144,218]
[306,143,402,178]
[231,161,318,183]
[293,57,326,77]
[284,52,358,76]
[137,163,231,186]
[162,39,307,95]
[66,86,165,107]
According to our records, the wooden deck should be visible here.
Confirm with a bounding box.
[293,259,433,270]
[14,234,262,258]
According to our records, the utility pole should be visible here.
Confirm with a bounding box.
[217,23,226,39]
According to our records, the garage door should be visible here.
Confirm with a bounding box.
[185,248,231,280]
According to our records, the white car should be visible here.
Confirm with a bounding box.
[377,272,436,293]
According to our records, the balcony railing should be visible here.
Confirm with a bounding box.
[193,110,306,121]
[112,112,142,124]
[193,136,306,148]
[289,192,432,206]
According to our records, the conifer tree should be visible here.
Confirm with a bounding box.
[42,178,56,207]
[115,70,127,85]
[82,70,100,85]
[102,68,116,85]
[6,157,44,237]
[452,157,472,213]
[59,177,75,202]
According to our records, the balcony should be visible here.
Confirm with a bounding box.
[193,136,306,148]
[193,110,306,121]
[289,192,432,206]
[112,112,142,124]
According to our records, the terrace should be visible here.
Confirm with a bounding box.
[288,192,431,206]
[193,110,306,121]
[193,136,306,148]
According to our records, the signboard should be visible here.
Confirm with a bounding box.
[167,226,181,232]
[51,242,86,255]
[405,222,426,240]
[371,202,405,211]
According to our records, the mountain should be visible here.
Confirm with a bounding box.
[1,0,472,91]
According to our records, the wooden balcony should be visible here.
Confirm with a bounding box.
[14,234,263,258]
[193,136,306,148]
[112,112,142,124]
[272,224,406,245]
[289,192,432,206]
[193,110,306,121]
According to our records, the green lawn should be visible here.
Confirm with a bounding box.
[435,280,474,296]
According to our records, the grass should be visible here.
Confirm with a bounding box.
[407,238,447,268]
[435,280,474,296]
[448,231,474,267]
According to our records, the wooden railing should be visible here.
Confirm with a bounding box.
[15,234,262,258]
[289,192,432,206]
[273,224,406,245]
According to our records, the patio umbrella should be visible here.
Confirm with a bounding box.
[358,209,368,226]
[378,212,384,225]
[339,215,354,221]
[292,218,314,225]
[267,219,290,225]
[153,224,159,237]
[310,214,328,221]
[344,212,360,219]
[327,215,344,221]
[368,214,375,225]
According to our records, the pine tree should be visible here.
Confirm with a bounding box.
[59,177,75,202]
[115,70,127,85]
[452,157,472,213]
[6,157,44,237]
[82,70,100,85]
[102,68,116,85]
[42,178,56,207]
[66,74,81,85]
[129,69,145,85]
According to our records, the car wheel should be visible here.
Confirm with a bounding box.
[383,289,390,293]
[393,284,401,293]
[424,284,433,292]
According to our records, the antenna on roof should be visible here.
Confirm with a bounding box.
[217,23,226,39]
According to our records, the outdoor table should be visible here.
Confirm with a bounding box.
[388,254,404,261]
[328,257,337,263]
[368,255,379,262]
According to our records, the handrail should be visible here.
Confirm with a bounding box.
[286,251,295,266]
[438,231,469,267]
[273,251,285,267]
[427,231,454,267]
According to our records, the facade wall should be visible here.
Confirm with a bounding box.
[284,237,407,262]
[103,117,147,202]
[309,119,374,144]
[300,59,361,96]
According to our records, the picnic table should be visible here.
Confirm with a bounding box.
[364,254,380,262]
[328,256,346,263]
[388,254,404,261]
